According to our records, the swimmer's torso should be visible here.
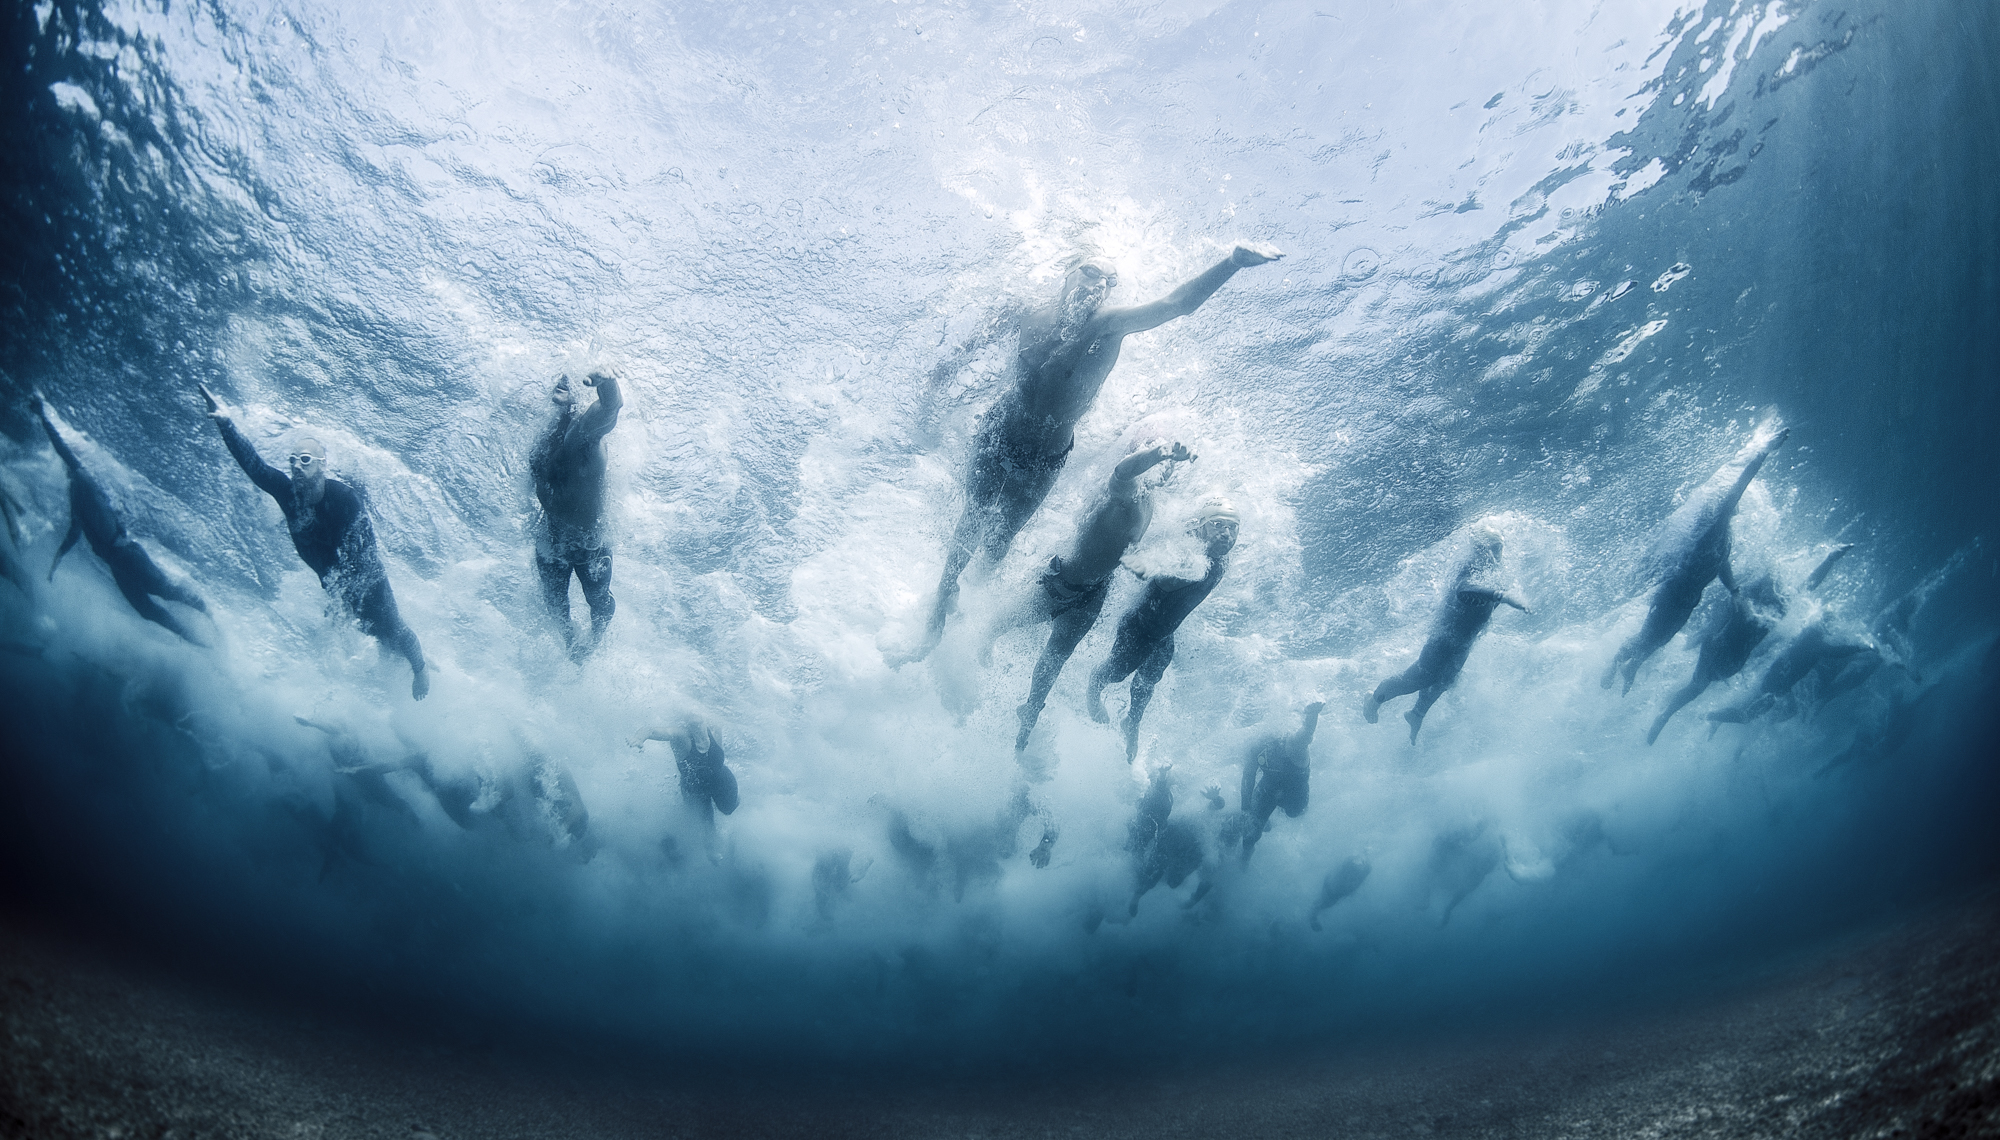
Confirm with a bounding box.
[531,413,610,532]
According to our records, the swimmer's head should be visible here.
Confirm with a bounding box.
[1192,496,1241,552]
[1468,525,1504,564]
[1062,257,1119,316]
[287,436,328,486]
[551,374,576,409]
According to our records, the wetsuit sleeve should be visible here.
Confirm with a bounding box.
[214,417,291,500]
[36,410,85,475]
[574,373,623,442]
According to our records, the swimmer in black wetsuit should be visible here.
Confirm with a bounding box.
[1705,615,1875,731]
[1124,764,1215,917]
[530,371,623,656]
[1238,700,1324,864]
[1645,575,1785,744]
[630,716,740,836]
[989,438,1192,752]
[1604,424,1787,694]
[892,242,1282,666]
[0,480,30,594]
[1084,496,1241,762]
[1362,528,1528,744]
[201,384,429,699]
[33,394,208,643]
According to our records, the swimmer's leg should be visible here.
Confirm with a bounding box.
[985,459,1067,565]
[119,546,209,613]
[1647,672,1712,745]
[1123,636,1175,763]
[576,547,616,649]
[1365,662,1429,723]
[535,553,577,648]
[708,761,740,816]
[1017,590,1105,750]
[1405,685,1444,744]
[108,554,203,644]
[350,578,428,700]
[1613,579,1706,695]
[1086,627,1146,724]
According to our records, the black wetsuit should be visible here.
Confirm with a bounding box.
[1015,554,1113,749]
[216,418,424,674]
[678,738,739,828]
[1089,551,1228,760]
[1239,737,1311,862]
[529,388,620,649]
[41,408,206,643]
[1708,619,1872,726]
[1368,574,1514,742]
[1646,583,1781,744]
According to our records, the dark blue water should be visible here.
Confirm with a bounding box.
[2,0,1996,1074]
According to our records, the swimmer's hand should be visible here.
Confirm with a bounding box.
[1202,784,1225,811]
[1029,829,1055,869]
[583,371,608,388]
[1168,442,1195,463]
[1230,243,1284,267]
[198,383,228,419]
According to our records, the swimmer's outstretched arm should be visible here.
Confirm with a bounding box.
[1468,584,1531,613]
[576,371,623,439]
[1097,244,1283,337]
[30,396,85,477]
[200,385,289,499]
[1109,441,1192,496]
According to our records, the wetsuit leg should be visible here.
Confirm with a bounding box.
[1365,659,1436,722]
[1086,621,1150,723]
[1017,583,1108,749]
[1123,635,1175,762]
[1647,669,1713,745]
[1609,576,1707,694]
[108,556,201,644]
[1406,685,1445,743]
[536,552,576,643]
[1277,769,1308,818]
[348,576,426,678]
[708,760,740,816]
[114,545,207,612]
[575,546,615,644]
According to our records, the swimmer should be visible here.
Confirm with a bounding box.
[1238,700,1324,864]
[1363,528,1528,744]
[1705,615,1875,730]
[201,384,428,699]
[530,371,623,657]
[1646,575,1785,744]
[1308,856,1372,931]
[1084,496,1241,762]
[630,716,740,835]
[34,394,208,643]
[1604,423,1787,694]
[1125,764,1214,917]
[894,242,1283,665]
[993,438,1193,752]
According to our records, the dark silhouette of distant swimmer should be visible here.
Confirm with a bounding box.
[1309,855,1372,931]
[1363,528,1528,744]
[33,394,208,643]
[1604,422,1787,695]
[1238,700,1324,864]
[894,242,1282,665]
[630,717,739,838]
[201,384,429,699]
[1706,614,1875,730]
[992,438,1192,752]
[1646,575,1785,744]
[531,371,623,657]
[1085,496,1241,762]
[1124,764,1216,918]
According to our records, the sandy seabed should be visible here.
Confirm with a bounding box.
[3,891,1998,1140]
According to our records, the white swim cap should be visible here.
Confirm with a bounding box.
[1193,496,1240,526]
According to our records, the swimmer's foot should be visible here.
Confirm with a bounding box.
[411,666,430,701]
[1085,685,1110,724]
[1404,709,1423,744]
[1361,692,1380,723]
[1600,659,1619,690]
[1014,701,1041,753]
